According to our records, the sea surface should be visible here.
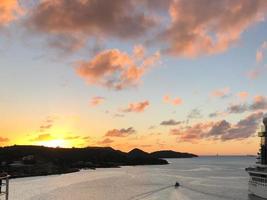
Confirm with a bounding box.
[10,156,263,200]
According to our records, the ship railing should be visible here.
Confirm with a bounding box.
[246,166,267,172]
[0,175,10,200]
[249,176,267,187]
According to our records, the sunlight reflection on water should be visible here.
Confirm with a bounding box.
[10,156,258,200]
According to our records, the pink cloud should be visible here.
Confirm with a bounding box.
[211,87,230,98]
[163,95,183,106]
[256,41,267,63]
[171,112,263,142]
[76,47,160,90]
[247,67,265,79]
[171,122,214,140]
[90,96,105,106]
[122,100,149,113]
[227,95,267,114]
[256,50,263,63]
[159,0,267,57]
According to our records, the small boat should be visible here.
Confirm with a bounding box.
[175,182,180,188]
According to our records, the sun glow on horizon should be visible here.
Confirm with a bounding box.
[36,139,70,148]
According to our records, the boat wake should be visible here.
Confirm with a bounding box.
[181,184,247,200]
[128,185,173,200]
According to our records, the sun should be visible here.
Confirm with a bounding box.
[37,139,69,148]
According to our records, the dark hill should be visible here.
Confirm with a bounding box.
[128,148,150,157]
[150,150,198,158]
[0,145,168,178]
[128,148,167,165]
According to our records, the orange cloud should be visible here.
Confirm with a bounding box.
[26,0,156,51]
[105,127,136,137]
[122,100,149,113]
[251,95,267,110]
[160,0,267,57]
[31,134,54,141]
[0,137,9,143]
[211,87,230,98]
[90,96,105,106]
[163,95,183,106]
[0,0,23,26]
[76,47,160,90]
[237,91,249,100]
[98,138,114,145]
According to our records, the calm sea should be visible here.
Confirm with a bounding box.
[10,156,263,200]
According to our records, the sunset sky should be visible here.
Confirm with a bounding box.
[1,0,267,155]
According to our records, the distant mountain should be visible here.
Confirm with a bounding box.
[150,150,198,158]
[0,145,168,178]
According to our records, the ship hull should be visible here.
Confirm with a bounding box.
[249,181,267,199]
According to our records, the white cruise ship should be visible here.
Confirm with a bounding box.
[246,117,267,199]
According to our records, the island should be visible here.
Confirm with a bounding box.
[0,145,167,178]
[150,150,198,158]
[0,145,197,178]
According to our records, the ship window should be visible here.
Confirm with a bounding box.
[250,173,267,178]
[251,176,267,183]
[261,137,266,145]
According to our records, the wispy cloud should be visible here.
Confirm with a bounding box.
[209,111,226,118]
[31,133,53,141]
[160,119,181,126]
[211,87,230,98]
[98,138,114,144]
[227,95,267,114]
[64,136,80,140]
[122,100,149,113]
[187,108,202,119]
[236,91,249,100]
[39,117,54,132]
[228,104,248,114]
[247,41,267,79]
[105,127,136,137]
[0,137,9,143]
[247,67,265,79]
[256,41,267,63]
[90,96,105,106]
